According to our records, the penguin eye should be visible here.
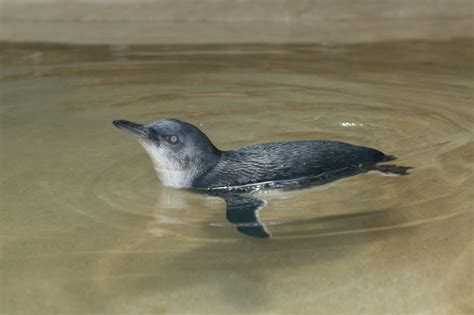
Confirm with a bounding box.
[165,135,179,144]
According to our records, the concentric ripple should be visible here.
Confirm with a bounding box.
[2,41,472,243]
[1,40,473,314]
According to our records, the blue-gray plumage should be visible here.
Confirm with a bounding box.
[113,118,411,238]
[194,140,386,189]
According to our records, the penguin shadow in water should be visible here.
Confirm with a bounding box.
[193,164,411,239]
[147,179,414,240]
[113,118,412,239]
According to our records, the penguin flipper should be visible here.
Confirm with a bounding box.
[222,194,270,238]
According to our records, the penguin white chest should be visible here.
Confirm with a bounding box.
[138,141,192,188]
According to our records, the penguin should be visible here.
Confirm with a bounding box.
[113,119,411,238]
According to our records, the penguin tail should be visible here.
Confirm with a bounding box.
[370,163,413,176]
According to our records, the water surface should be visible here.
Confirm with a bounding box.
[1,39,473,314]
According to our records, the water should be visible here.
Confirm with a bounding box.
[1,39,472,314]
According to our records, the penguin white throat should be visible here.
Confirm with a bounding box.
[137,140,205,188]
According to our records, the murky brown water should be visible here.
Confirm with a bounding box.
[1,39,473,314]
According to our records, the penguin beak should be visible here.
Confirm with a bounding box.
[112,120,148,138]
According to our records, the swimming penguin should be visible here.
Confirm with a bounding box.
[113,119,411,238]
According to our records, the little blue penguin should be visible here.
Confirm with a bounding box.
[113,118,411,238]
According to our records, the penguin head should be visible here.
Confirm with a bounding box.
[113,119,221,188]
